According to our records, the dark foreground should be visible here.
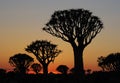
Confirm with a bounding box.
[0,72,120,83]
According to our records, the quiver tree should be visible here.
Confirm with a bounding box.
[9,53,34,74]
[25,40,62,75]
[43,8,103,77]
[31,63,42,74]
[98,53,120,72]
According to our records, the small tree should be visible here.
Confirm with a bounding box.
[9,53,34,74]
[43,8,103,77]
[56,65,69,75]
[97,53,120,72]
[31,63,42,74]
[25,40,62,75]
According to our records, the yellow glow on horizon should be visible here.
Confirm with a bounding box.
[0,0,120,73]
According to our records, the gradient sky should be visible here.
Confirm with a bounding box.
[0,0,120,73]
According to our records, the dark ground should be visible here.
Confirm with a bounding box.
[0,71,120,83]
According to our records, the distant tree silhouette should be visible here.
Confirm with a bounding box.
[31,63,42,74]
[97,52,120,72]
[97,56,106,71]
[25,40,62,75]
[9,53,34,74]
[43,8,103,77]
[56,65,69,75]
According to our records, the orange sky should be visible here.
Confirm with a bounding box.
[0,0,120,73]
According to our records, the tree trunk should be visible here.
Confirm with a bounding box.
[19,67,26,74]
[43,64,48,76]
[72,45,85,78]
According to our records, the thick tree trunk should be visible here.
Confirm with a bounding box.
[43,64,48,76]
[72,45,85,78]
[19,67,26,74]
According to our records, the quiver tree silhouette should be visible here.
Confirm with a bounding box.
[31,63,42,74]
[43,8,103,77]
[97,56,106,71]
[25,40,62,75]
[98,53,120,72]
[9,53,34,74]
[56,65,69,75]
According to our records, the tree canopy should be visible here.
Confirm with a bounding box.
[43,9,103,46]
[9,53,34,74]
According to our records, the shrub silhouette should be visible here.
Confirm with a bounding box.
[56,65,69,75]
[0,68,6,74]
